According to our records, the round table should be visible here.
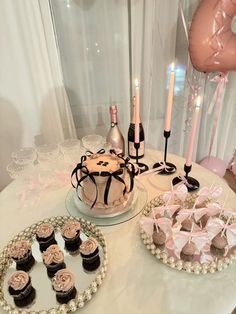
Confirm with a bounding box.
[0,149,235,314]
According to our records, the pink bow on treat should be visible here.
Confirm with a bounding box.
[152,205,180,218]
[140,217,172,236]
[174,230,209,258]
[194,203,221,222]
[174,174,196,189]
[196,186,223,204]
[206,218,236,247]
[162,184,188,204]
[140,161,174,176]
[175,209,201,231]
[220,207,236,218]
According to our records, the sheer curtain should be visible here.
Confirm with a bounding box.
[50,0,130,138]
[0,0,76,189]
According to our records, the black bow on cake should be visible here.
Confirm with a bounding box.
[71,149,135,208]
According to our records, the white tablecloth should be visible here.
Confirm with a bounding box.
[0,149,236,314]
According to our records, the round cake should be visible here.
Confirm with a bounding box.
[71,150,135,214]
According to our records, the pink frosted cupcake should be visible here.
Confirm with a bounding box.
[61,220,82,252]
[36,223,57,252]
[42,244,66,278]
[8,271,36,307]
[10,240,35,272]
[52,269,77,304]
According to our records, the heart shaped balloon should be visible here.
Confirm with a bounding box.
[189,0,236,73]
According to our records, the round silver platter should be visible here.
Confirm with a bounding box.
[0,216,108,313]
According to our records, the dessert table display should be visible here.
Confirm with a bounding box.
[1,149,236,314]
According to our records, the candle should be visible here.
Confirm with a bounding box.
[134,79,140,143]
[164,62,175,132]
[185,96,201,166]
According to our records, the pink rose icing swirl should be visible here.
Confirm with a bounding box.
[52,269,75,292]
[42,244,64,265]
[61,221,81,239]
[80,237,98,255]
[36,223,54,238]
[8,271,29,290]
[10,240,31,259]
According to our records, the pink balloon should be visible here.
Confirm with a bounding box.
[189,0,236,73]
[199,156,227,177]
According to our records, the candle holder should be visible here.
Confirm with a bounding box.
[153,130,176,175]
[134,142,149,175]
[172,164,200,192]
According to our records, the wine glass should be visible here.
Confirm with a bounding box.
[6,162,28,179]
[82,134,105,153]
[11,147,36,166]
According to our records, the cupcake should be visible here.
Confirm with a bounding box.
[80,237,100,272]
[61,220,82,253]
[152,229,166,248]
[10,240,35,272]
[36,223,57,252]
[8,271,36,308]
[180,241,197,262]
[42,244,66,278]
[52,269,77,304]
[210,233,228,257]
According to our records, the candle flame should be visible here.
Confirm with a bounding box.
[170,62,175,72]
[135,78,139,87]
[196,96,201,109]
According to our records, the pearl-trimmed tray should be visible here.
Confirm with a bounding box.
[0,216,108,313]
[140,195,236,275]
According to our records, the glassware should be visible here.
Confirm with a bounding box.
[11,147,36,166]
[36,144,59,164]
[59,139,81,162]
[6,162,28,179]
[82,134,104,153]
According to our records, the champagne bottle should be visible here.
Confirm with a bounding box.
[106,105,125,155]
[128,96,145,159]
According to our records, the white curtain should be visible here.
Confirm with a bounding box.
[50,0,130,138]
[0,0,76,189]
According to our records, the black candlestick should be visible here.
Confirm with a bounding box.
[134,142,149,175]
[172,164,200,192]
[153,130,176,175]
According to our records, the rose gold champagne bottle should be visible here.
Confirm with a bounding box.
[106,105,125,155]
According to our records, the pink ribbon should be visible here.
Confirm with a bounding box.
[197,186,223,204]
[152,204,180,218]
[140,217,172,236]
[174,230,209,258]
[220,207,236,217]
[206,218,236,247]
[162,183,188,203]
[208,73,228,155]
[174,173,197,189]
[140,161,173,176]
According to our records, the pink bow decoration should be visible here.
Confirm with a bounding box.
[200,244,214,263]
[176,209,201,230]
[140,161,174,176]
[152,205,180,218]
[162,184,188,204]
[206,218,236,247]
[194,203,221,222]
[220,207,236,217]
[140,217,172,236]
[174,230,209,258]
[197,186,223,204]
[174,173,198,189]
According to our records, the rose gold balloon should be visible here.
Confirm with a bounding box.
[189,0,236,73]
